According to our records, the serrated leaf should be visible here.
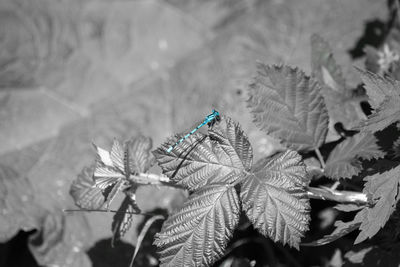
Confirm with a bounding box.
[240,150,310,248]
[311,34,346,92]
[153,117,252,191]
[357,68,400,109]
[154,184,240,267]
[325,133,384,179]
[357,97,400,132]
[354,165,400,244]
[111,194,140,246]
[92,136,155,208]
[70,166,105,210]
[248,64,329,151]
[125,135,155,174]
[303,220,361,246]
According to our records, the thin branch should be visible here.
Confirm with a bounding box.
[306,186,368,205]
[129,173,185,189]
[63,208,162,216]
[314,148,326,169]
[132,173,369,205]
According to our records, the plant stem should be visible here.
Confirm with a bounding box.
[314,148,325,169]
[131,172,369,205]
[306,186,368,205]
[129,173,185,189]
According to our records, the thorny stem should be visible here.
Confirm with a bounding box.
[133,172,369,205]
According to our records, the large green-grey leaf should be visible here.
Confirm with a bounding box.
[154,184,240,267]
[153,117,252,191]
[325,133,384,179]
[240,150,310,248]
[354,165,400,244]
[248,64,329,151]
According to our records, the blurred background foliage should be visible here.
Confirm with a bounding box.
[0,0,390,266]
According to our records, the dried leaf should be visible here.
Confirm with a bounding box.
[154,184,240,267]
[311,34,366,140]
[248,64,329,151]
[240,150,310,248]
[325,133,384,179]
[28,211,92,267]
[0,164,39,242]
[153,117,252,191]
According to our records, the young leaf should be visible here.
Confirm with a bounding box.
[92,136,155,209]
[324,133,384,179]
[126,136,156,174]
[303,220,361,246]
[153,117,252,191]
[240,150,310,249]
[154,184,240,267]
[353,165,400,244]
[357,68,400,108]
[248,64,329,151]
[70,165,105,210]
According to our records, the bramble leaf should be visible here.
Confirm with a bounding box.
[325,133,384,179]
[154,184,240,267]
[70,165,105,210]
[311,34,366,141]
[303,220,361,246]
[153,117,252,191]
[91,136,155,209]
[240,150,310,249]
[354,165,400,244]
[111,192,140,246]
[248,64,329,151]
[126,136,156,174]
[357,97,400,132]
[357,68,400,109]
